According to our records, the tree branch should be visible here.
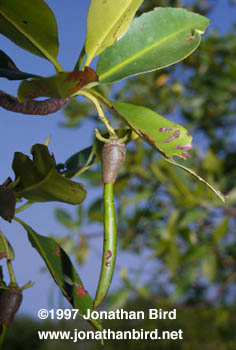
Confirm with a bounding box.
[0,90,70,115]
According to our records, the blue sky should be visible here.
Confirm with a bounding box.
[0,1,235,316]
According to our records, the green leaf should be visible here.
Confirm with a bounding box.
[107,289,129,311]
[0,231,15,260]
[88,198,103,223]
[62,145,98,179]
[97,8,209,83]
[18,67,98,101]
[179,209,208,228]
[15,218,102,331]
[54,208,77,231]
[84,0,143,66]
[0,50,38,80]
[12,144,86,204]
[111,101,192,160]
[166,158,226,203]
[0,0,61,70]
[213,217,229,244]
[110,101,225,202]
[75,235,89,266]
[202,251,217,282]
[183,245,209,263]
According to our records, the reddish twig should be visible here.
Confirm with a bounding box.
[0,90,70,115]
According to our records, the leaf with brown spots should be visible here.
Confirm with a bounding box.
[110,101,225,202]
[111,101,192,160]
[53,244,61,258]
[16,218,102,331]
[18,68,98,101]
[76,285,87,297]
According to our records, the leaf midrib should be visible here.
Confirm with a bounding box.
[0,10,62,71]
[86,0,139,64]
[99,22,201,81]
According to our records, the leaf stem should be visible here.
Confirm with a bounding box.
[74,45,86,71]
[6,260,17,285]
[78,90,116,137]
[84,89,113,109]
[15,201,34,214]
[0,324,8,349]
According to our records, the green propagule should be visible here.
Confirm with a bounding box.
[93,130,127,309]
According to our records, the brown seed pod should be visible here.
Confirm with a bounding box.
[0,185,16,222]
[101,140,126,184]
[0,288,23,327]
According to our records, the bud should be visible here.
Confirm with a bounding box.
[0,288,23,327]
[0,186,16,222]
[101,140,126,184]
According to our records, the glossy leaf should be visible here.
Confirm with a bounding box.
[97,8,209,83]
[111,101,225,202]
[60,144,98,180]
[0,231,15,260]
[12,144,86,204]
[15,218,102,331]
[111,101,192,160]
[84,0,143,66]
[18,67,98,101]
[0,0,61,70]
[0,50,38,80]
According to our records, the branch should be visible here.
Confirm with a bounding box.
[0,90,70,115]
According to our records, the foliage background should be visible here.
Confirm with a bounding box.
[0,0,236,348]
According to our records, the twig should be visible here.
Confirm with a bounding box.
[0,90,70,115]
[78,90,116,136]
